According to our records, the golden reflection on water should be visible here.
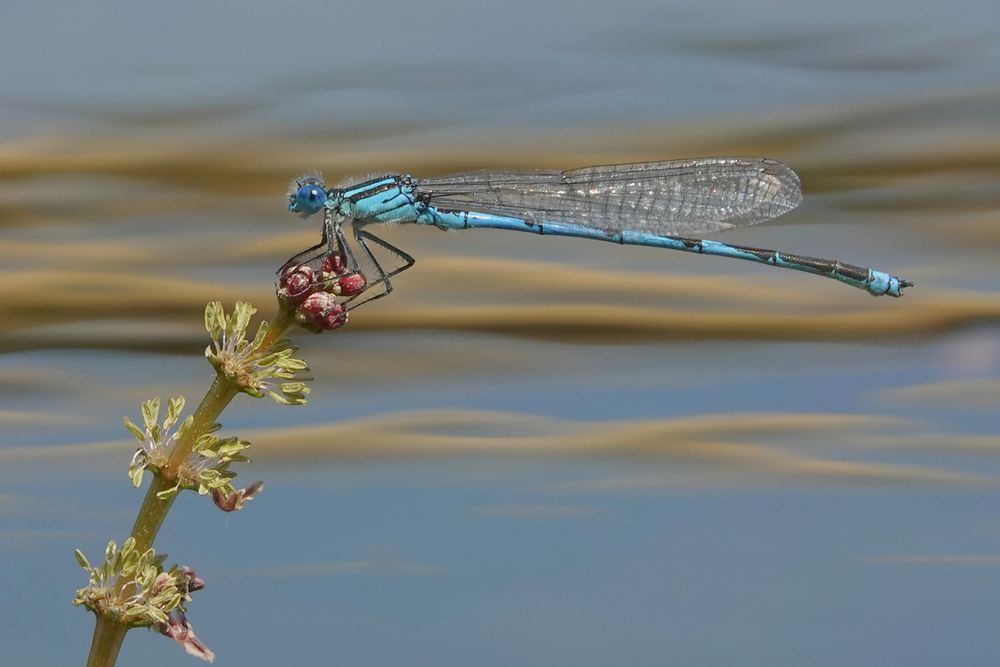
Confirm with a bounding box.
[2,256,999,351]
[2,407,988,488]
[1,90,997,489]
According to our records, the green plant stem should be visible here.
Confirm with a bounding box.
[85,306,296,667]
[86,615,127,667]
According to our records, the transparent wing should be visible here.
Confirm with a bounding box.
[412,157,802,235]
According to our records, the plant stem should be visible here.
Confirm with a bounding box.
[85,306,295,667]
[86,615,127,667]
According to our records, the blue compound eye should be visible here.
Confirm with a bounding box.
[292,183,326,215]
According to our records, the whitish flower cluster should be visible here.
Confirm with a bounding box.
[204,301,310,405]
[126,397,262,511]
[74,539,215,662]
[125,396,189,489]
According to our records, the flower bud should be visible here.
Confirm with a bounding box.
[176,566,206,593]
[211,481,264,512]
[276,264,316,305]
[321,252,346,275]
[335,273,367,297]
[295,292,349,333]
[323,308,348,330]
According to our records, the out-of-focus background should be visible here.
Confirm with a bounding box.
[2,0,999,664]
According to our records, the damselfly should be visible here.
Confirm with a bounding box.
[282,158,911,310]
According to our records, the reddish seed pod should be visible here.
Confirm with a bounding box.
[280,263,313,284]
[295,293,349,332]
[284,269,313,294]
[277,264,315,304]
[323,308,348,331]
[321,252,346,275]
[297,291,331,317]
[336,273,367,296]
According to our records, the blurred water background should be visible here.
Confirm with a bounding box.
[1,0,999,664]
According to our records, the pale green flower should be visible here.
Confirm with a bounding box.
[74,540,214,661]
[124,397,261,509]
[204,301,310,405]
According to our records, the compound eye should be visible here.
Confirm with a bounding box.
[295,183,326,215]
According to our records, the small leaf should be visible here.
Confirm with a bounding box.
[141,399,160,432]
[251,321,270,349]
[254,352,282,367]
[242,386,265,399]
[74,549,91,571]
[204,301,225,337]
[234,301,257,335]
[130,464,145,488]
[123,417,146,442]
[268,391,293,405]
[279,381,309,394]
[138,570,156,591]
[122,550,140,576]
[121,536,136,556]
[147,606,170,625]
[151,591,181,609]
[217,442,248,457]
[164,397,186,431]
[280,358,309,372]
[124,606,149,619]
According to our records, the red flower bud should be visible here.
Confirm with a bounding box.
[277,264,316,305]
[211,481,263,512]
[298,292,329,316]
[323,309,348,331]
[321,252,346,275]
[295,292,349,333]
[336,273,367,296]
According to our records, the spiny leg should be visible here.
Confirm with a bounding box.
[341,226,416,309]
[279,210,348,274]
[331,215,361,273]
[279,222,331,273]
[357,228,416,282]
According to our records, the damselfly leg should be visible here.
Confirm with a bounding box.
[344,224,416,309]
[279,212,416,311]
[278,222,332,274]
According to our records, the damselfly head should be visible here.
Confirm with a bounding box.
[288,175,327,218]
